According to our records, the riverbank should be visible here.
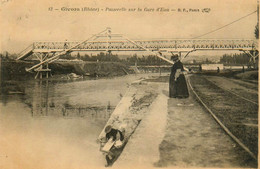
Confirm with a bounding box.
[114,86,168,168]
[0,59,132,81]
[106,73,257,168]
[98,79,161,146]
[0,73,158,169]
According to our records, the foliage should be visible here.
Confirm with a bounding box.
[62,52,170,65]
[0,52,18,60]
[220,53,250,64]
[78,52,120,62]
[126,54,170,65]
[255,24,259,39]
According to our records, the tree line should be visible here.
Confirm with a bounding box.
[219,53,251,65]
[1,51,256,66]
[63,52,171,65]
[63,52,121,62]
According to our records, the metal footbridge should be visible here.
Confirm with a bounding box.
[16,28,258,78]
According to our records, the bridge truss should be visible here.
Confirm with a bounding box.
[16,28,258,78]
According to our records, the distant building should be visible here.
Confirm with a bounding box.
[201,64,224,70]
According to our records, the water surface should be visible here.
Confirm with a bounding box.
[0,74,151,169]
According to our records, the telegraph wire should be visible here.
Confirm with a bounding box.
[192,10,257,39]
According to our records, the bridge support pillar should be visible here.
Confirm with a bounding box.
[34,53,52,79]
[241,49,259,69]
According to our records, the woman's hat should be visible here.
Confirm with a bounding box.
[105,125,112,133]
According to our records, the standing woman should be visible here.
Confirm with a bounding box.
[169,55,189,98]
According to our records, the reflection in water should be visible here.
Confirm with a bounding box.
[61,106,113,119]
[0,74,152,168]
[1,74,152,120]
[31,80,113,120]
[0,81,26,106]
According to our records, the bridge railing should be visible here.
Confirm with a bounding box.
[16,44,34,60]
[33,41,81,50]
[32,39,258,51]
[18,44,34,55]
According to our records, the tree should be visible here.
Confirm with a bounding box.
[81,54,90,61]
[255,24,259,39]
[6,52,9,59]
[77,52,80,59]
[205,58,209,63]
[220,53,250,65]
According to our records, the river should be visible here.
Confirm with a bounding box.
[0,74,154,169]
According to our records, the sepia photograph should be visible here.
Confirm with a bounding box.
[0,0,258,168]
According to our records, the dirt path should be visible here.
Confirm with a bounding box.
[157,94,256,167]
[114,84,168,168]
[155,77,257,168]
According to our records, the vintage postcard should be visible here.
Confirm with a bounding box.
[0,0,258,168]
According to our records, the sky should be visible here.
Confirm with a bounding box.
[0,0,258,56]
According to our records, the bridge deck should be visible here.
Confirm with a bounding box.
[15,38,258,74]
[16,39,257,61]
[32,39,257,52]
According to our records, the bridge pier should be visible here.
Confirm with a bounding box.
[241,49,259,69]
[34,53,52,79]
[35,67,51,79]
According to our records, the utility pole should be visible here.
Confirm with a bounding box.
[257,0,259,27]
[257,0,259,39]
[257,0,259,37]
